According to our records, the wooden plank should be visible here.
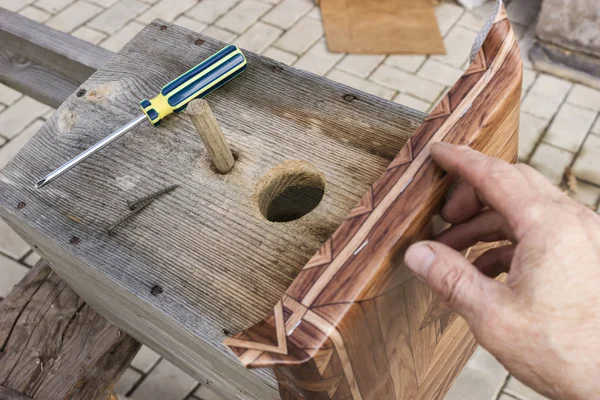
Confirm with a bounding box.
[0,18,425,400]
[0,8,112,108]
[0,386,34,400]
[226,6,522,399]
[0,261,139,399]
[320,0,445,54]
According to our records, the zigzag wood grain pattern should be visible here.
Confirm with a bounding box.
[227,5,522,399]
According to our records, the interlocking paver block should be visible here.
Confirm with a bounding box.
[235,22,282,53]
[529,74,573,101]
[592,117,600,135]
[327,69,396,100]
[0,218,30,260]
[306,5,320,20]
[0,83,23,106]
[384,54,426,73]
[0,0,35,12]
[187,0,239,24]
[566,84,600,112]
[0,253,29,298]
[0,97,50,139]
[573,181,600,209]
[417,58,463,86]
[544,103,596,152]
[433,25,478,68]
[130,345,161,373]
[393,93,431,113]
[573,134,600,186]
[201,26,237,43]
[529,143,574,185]
[337,54,384,78]
[371,64,444,102]
[72,26,109,44]
[19,6,51,23]
[173,16,208,33]
[294,39,343,76]
[23,250,41,268]
[444,347,508,400]
[263,46,298,65]
[521,93,562,121]
[215,0,272,34]
[518,112,547,161]
[130,359,197,400]
[273,15,323,55]
[34,0,74,14]
[137,0,196,24]
[504,376,551,400]
[0,119,45,169]
[100,21,146,52]
[261,0,313,30]
[45,1,103,33]
[88,0,148,34]
[115,368,142,397]
[87,0,120,6]
[522,68,537,97]
[435,2,464,36]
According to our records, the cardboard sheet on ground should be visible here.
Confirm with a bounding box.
[321,0,446,54]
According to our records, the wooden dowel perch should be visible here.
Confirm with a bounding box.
[187,99,235,174]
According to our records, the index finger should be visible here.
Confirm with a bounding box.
[431,143,544,238]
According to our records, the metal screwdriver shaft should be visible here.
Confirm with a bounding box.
[35,45,247,189]
[36,115,147,188]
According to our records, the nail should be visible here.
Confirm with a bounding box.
[405,243,436,279]
[128,184,179,211]
[107,198,154,235]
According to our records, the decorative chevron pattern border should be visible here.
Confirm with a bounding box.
[225,4,522,399]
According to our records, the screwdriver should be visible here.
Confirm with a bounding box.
[35,45,247,189]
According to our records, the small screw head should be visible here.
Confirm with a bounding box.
[76,89,86,97]
[151,285,163,296]
[160,25,167,31]
[271,65,283,73]
[17,202,26,209]
[195,38,205,46]
[343,94,356,102]
[69,236,80,245]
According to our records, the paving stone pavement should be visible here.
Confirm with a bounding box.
[0,0,598,398]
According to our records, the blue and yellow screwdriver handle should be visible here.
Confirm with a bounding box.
[140,45,246,127]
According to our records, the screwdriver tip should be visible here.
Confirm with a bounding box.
[35,178,47,189]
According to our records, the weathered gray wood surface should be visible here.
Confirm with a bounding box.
[0,19,426,399]
[0,261,139,399]
[0,8,112,108]
[0,386,34,400]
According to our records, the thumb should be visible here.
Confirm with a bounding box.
[405,241,511,322]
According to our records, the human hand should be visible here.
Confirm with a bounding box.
[404,143,600,400]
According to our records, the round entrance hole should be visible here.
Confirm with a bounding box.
[256,160,326,223]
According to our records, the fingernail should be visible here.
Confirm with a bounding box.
[405,243,436,279]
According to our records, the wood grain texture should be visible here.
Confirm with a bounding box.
[227,6,522,399]
[320,0,445,54]
[0,18,425,400]
[0,261,139,400]
[0,8,112,108]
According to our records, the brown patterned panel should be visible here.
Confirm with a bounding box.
[225,4,522,399]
